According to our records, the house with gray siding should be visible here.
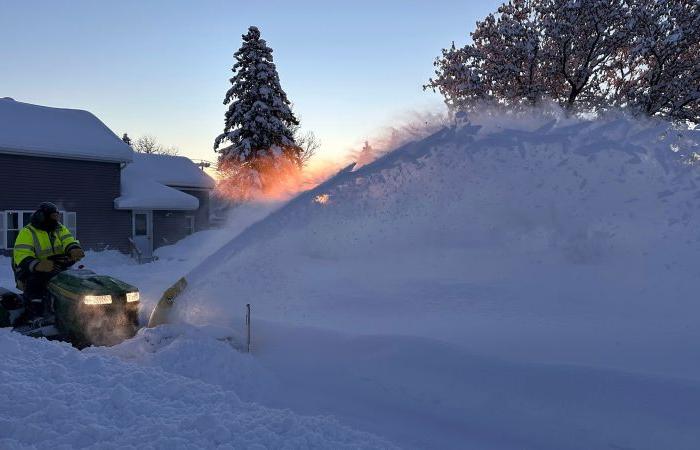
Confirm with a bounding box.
[115,153,215,259]
[0,98,214,260]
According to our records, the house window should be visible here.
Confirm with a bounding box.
[0,210,77,249]
[134,214,148,236]
[4,212,20,250]
[58,212,78,238]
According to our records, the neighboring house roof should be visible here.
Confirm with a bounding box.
[115,153,215,211]
[0,97,133,163]
[129,153,216,189]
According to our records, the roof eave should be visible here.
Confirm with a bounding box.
[113,205,199,211]
[0,146,133,164]
[166,184,215,191]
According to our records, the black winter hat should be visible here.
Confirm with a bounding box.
[31,202,60,231]
[37,202,58,215]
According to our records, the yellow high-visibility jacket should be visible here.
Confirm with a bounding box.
[12,223,81,273]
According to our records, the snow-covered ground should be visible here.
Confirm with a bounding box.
[0,326,395,449]
[2,109,700,449]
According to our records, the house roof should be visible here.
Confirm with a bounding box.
[114,153,215,211]
[129,153,216,189]
[0,98,133,163]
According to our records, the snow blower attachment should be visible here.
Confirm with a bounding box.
[147,277,187,328]
[0,256,140,347]
[147,278,253,353]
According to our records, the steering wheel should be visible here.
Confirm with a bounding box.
[48,254,78,272]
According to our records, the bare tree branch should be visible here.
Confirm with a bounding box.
[133,135,179,156]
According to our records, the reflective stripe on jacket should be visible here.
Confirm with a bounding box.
[12,224,81,272]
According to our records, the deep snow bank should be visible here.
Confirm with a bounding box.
[174,109,700,350]
[160,109,700,449]
[108,320,700,450]
[0,329,395,449]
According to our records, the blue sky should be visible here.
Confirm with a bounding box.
[0,0,498,163]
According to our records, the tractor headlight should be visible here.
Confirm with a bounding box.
[126,291,140,303]
[83,294,112,305]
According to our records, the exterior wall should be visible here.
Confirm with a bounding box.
[151,189,211,250]
[0,153,131,255]
[179,189,210,231]
[153,210,191,249]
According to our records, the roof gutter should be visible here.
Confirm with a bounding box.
[0,146,133,164]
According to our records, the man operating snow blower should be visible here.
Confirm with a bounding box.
[0,201,139,346]
[11,202,85,319]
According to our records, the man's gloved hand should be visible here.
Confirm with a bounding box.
[69,248,85,261]
[35,260,55,273]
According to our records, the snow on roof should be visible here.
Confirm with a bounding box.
[115,153,214,210]
[0,98,133,163]
[115,176,199,211]
[129,153,216,189]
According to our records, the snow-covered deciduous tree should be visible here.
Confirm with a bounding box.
[425,42,489,113]
[472,0,544,106]
[618,0,700,122]
[427,0,700,123]
[538,0,629,109]
[214,26,301,174]
[425,0,557,112]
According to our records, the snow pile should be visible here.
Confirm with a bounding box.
[0,329,395,449]
[160,109,700,448]
[0,98,132,163]
[96,324,277,402]
[176,109,700,339]
[108,320,700,450]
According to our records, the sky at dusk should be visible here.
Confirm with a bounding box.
[1,0,500,164]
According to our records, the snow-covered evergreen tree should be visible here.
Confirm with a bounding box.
[214,26,301,170]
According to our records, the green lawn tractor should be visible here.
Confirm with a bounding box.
[0,256,140,348]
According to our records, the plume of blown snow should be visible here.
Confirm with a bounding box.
[178,104,700,315]
[351,110,449,169]
[180,104,700,329]
[215,156,344,205]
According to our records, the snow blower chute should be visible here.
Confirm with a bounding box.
[0,256,140,347]
[147,277,187,328]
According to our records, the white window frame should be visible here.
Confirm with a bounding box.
[58,211,78,239]
[1,210,77,250]
[2,210,32,250]
[0,212,4,250]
